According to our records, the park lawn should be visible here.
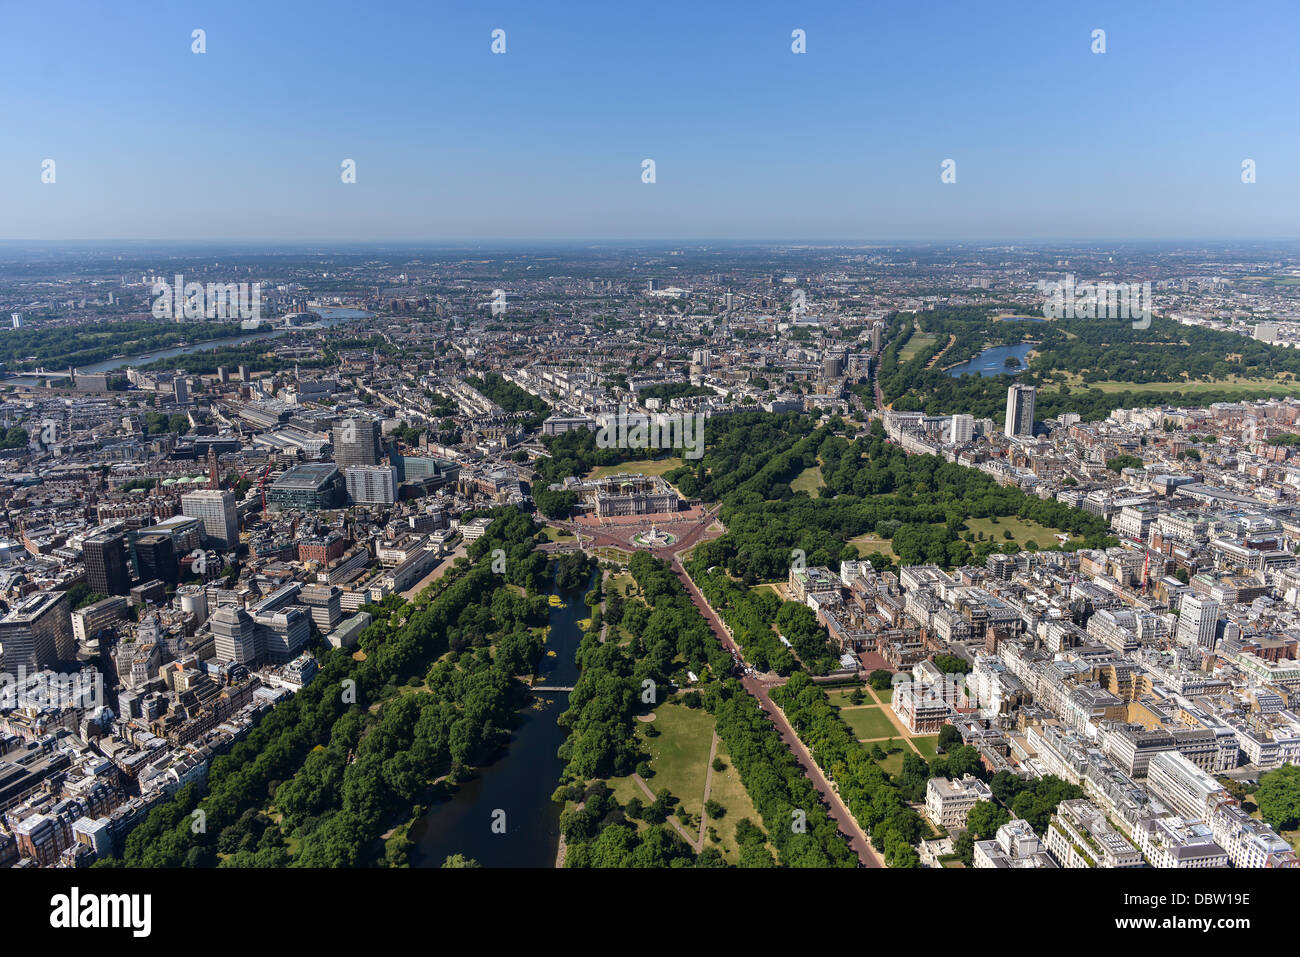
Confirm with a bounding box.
[705,740,777,865]
[608,570,638,599]
[638,701,715,819]
[911,735,941,759]
[871,685,894,705]
[791,464,825,497]
[964,515,1069,548]
[848,533,898,560]
[873,750,906,777]
[540,525,574,542]
[899,333,938,362]
[606,773,645,812]
[841,706,901,741]
[825,687,870,708]
[588,457,684,480]
[753,582,794,601]
[1053,372,1299,397]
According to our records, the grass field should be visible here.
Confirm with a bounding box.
[911,735,941,759]
[848,533,898,560]
[825,687,871,708]
[1053,372,1299,398]
[608,570,637,598]
[706,740,777,864]
[790,464,825,496]
[841,706,902,741]
[630,701,714,819]
[964,515,1069,548]
[540,525,574,542]
[753,581,794,600]
[899,333,938,362]
[872,750,906,776]
[588,457,684,480]
[605,703,776,862]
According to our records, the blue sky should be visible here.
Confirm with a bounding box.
[1,0,1297,241]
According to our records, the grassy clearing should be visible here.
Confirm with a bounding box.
[964,515,1069,548]
[705,740,776,865]
[608,570,638,599]
[842,706,903,741]
[540,525,574,542]
[1054,372,1299,397]
[873,751,906,776]
[899,334,938,362]
[632,701,714,819]
[911,735,941,759]
[848,533,897,560]
[790,464,825,497]
[825,687,870,708]
[588,457,684,480]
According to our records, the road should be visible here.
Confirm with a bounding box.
[667,553,884,868]
[399,544,467,600]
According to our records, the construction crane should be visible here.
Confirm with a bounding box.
[256,464,272,510]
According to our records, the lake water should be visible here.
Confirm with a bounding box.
[409,567,593,868]
[946,342,1035,378]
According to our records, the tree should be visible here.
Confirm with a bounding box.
[937,723,962,753]
[1255,765,1300,832]
[965,800,1009,840]
[933,654,970,675]
[442,854,481,868]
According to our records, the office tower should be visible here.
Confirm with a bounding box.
[172,376,188,403]
[332,417,383,468]
[822,354,844,378]
[0,592,75,670]
[254,607,311,664]
[181,489,239,550]
[134,533,178,585]
[84,532,132,596]
[1004,384,1037,438]
[950,414,974,444]
[1176,594,1220,650]
[345,465,398,505]
[239,365,250,382]
[10,312,22,329]
[267,463,346,510]
[211,606,258,665]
